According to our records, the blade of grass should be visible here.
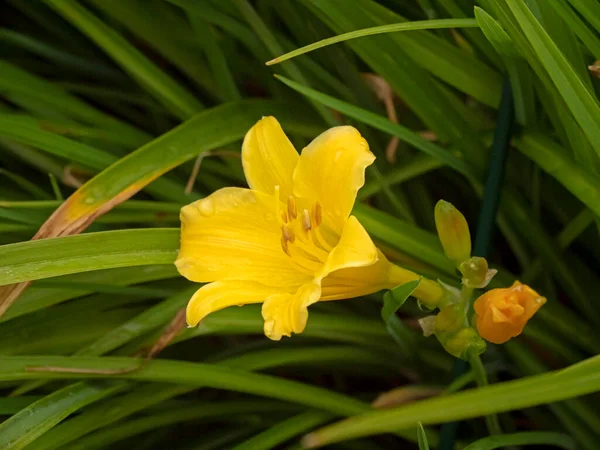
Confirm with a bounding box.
[232,0,335,126]
[514,132,600,217]
[301,355,600,447]
[275,75,478,179]
[266,18,478,64]
[0,381,127,450]
[0,355,426,448]
[232,411,333,450]
[66,401,298,450]
[548,0,600,60]
[45,0,203,120]
[0,228,178,285]
[505,0,600,162]
[87,0,217,96]
[1,265,177,322]
[0,62,149,143]
[462,432,575,450]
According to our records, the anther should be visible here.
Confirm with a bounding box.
[282,224,295,243]
[312,201,322,227]
[302,209,312,232]
[287,196,297,219]
[281,211,288,223]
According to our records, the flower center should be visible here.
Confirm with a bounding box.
[277,195,334,273]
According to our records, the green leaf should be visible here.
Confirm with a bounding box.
[232,411,332,450]
[1,265,177,322]
[417,422,430,450]
[45,0,204,120]
[0,381,127,450]
[300,354,600,446]
[381,280,421,349]
[0,355,424,447]
[0,229,179,285]
[68,401,297,450]
[463,431,576,450]
[267,18,478,65]
[505,0,600,161]
[474,7,535,125]
[514,132,600,217]
[275,75,479,180]
[0,61,149,142]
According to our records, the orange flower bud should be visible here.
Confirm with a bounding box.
[474,281,546,344]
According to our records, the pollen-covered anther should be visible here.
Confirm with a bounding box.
[287,196,297,219]
[281,223,295,243]
[302,209,312,232]
[280,211,288,224]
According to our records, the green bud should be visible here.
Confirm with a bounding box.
[434,304,464,334]
[459,256,497,289]
[443,328,486,359]
[434,200,471,265]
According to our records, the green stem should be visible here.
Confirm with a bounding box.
[468,352,502,435]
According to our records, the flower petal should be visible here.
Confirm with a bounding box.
[242,116,299,199]
[293,126,375,232]
[175,187,311,287]
[321,249,394,300]
[186,280,279,326]
[319,215,378,279]
[262,282,321,340]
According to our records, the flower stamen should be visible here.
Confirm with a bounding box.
[302,209,312,232]
[287,196,297,220]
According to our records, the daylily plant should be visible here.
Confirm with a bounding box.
[175,117,443,340]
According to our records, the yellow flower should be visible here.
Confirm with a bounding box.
[474,281,546,344]
[175,117,443,340]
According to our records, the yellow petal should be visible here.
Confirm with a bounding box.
[175,187,311,287]
[186,280,279,326]
[262,282,320,340]
[293,126,375,232]
[242,116,299,199]
[319,215,378,279]
[321,249,394,300]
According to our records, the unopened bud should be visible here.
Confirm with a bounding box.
[434,200,471,265]
[434,304,464,334]
[444,328,486,359]
[459,257,498,288]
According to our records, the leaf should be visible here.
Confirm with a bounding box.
[0,228,178,285]
[232,411,332,450]
[275,75,479,179]
[505,0,600,161]
[301,354,600,446]
[0,381,127,450]
[267,18,478,65]
[381,280,421,349]
[474,7,535,125]
[417,422,430,450]
[514,132,600,217]
[45,0,204,120]
[0,354,424,448]
[463,431,576,450]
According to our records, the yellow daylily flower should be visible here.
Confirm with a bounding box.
[175,117,444,340]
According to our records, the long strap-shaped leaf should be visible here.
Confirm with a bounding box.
[301,354,600,447]
[0,99,320,316]
[505,0,600,161]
